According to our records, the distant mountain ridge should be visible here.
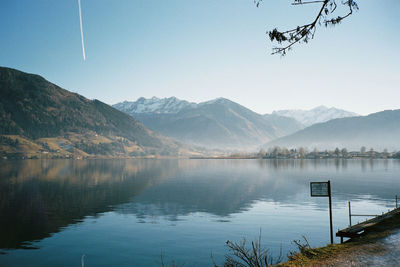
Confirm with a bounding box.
[273,106,358,126]
[0,67,193,158]
[265,109,400,151]
[114,97,304,150]
[113,97,197,114]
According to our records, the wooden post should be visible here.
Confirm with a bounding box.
[348,201,352,227]
[328,180,333,244]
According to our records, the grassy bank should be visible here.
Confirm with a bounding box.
[277,211,400,266]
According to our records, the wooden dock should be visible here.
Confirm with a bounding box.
[336,206,400,243]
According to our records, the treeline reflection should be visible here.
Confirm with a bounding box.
[0,159,177,249]
[0,159,399,249]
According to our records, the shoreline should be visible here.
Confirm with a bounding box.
[2,155,400,160]
[277,211,400,266]
[189,156,398,160]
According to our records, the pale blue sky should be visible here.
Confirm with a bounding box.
[1,0,399,115]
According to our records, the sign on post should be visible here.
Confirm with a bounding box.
[310,182,329,197]
[310,180,333,244]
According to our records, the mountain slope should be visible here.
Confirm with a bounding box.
[0,67,190,157]
[273,106,358,127]
[114,97,304,150]
[265,110,400,150]
[262,114,304,136]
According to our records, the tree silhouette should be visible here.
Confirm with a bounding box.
[255,0,358,55]
[334,147,340,157]
[341,148,348,158]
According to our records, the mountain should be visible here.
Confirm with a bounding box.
[272,106,358,127]
[262,114,304,136]
[114,97,304,150]
[265,110,400,151]
[113,97,197,114]
[0,67,193,158]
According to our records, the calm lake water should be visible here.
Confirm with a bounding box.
[1,159,399,266]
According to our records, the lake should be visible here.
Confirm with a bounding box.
[1,159,399,266]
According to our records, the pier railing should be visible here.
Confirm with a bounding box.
[337,195,399,243]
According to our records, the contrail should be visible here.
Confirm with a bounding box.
[78,0,86,61]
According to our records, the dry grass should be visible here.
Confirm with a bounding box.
[278,211,400,267]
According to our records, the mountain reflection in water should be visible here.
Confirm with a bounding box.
[0,159,399,252]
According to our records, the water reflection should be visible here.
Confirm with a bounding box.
[0,159,179,249]
[0,159,399,250]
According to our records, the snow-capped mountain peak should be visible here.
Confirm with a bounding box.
[272,106,358,127]
[113,97,196,114]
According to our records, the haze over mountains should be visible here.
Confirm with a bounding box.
[272,106,358,127]
[114,97,359,150]
[115,97,306,150]
[0,67,193,158]
[266,110,400,151]
[1,66,399,156]
[115,97,400,151]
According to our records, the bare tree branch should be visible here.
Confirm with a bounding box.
[291,1,326,6]
[255,0,359,56]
